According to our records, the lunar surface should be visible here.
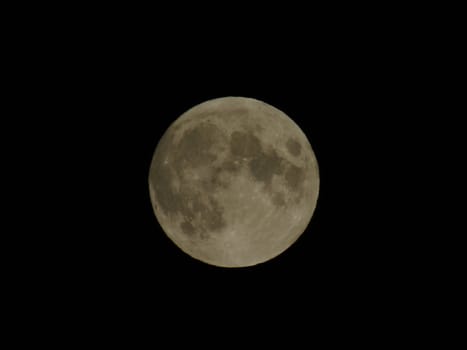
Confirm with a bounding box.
[148,97,319,267]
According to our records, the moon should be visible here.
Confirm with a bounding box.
[148,97,319,267]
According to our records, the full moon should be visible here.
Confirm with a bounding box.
[148,97,319,267]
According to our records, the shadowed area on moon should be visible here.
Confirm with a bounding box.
[149,107,309,244]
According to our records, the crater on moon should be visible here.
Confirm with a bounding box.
[148,97,319,267]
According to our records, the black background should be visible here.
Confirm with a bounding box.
[62,44,402,317]
[14,7,436,341]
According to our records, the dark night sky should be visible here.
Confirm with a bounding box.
[65,45,403,307]
[21,12,429,338]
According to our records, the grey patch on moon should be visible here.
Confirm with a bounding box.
[173,122,220,169]
[253,123,264,133]
[148,96,320,267]
[248,150,285,188]
[272,192,286,207]
[220,159,242,175]
[229,130,262,158]
[149,122,228,241]
[284,164,305,191]
[229,128,287,189]
[286,138,302,157]
[180,220,196,235]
